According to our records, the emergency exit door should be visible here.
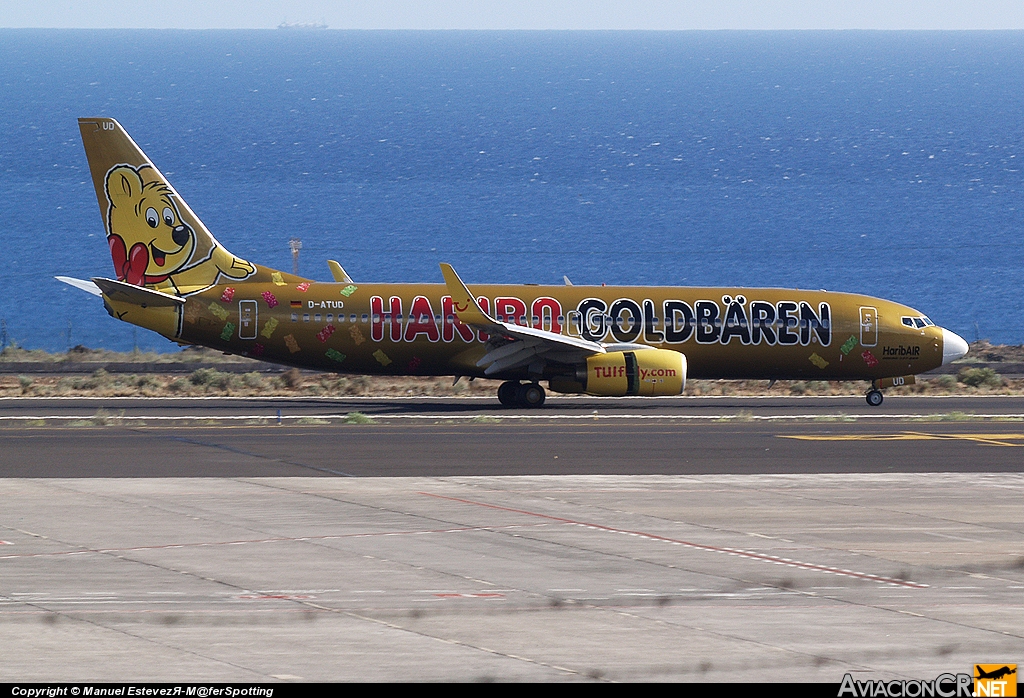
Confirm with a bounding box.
[238,300,258,339]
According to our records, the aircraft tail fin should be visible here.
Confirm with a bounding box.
[327,260,353,283]
[78,118,300,295]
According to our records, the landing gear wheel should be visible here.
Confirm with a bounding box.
[497,381,519,407]
[866,389,884,407]
[516,382,546,408]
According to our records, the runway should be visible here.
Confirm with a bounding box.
[1,396,1022,681]
[2,395,1024,477]
[3,421,1024,477]
[3,393,1024,421]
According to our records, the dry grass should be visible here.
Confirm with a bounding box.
[2,342,1022,398]
[0,371,499,398]
[3,371,1023,398]
[0,344,247,364]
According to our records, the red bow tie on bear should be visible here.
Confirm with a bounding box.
[108,234,147,285]
[108,234,168,286]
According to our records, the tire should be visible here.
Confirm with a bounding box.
[497,381,519,407]
[516,382,546,408]
[865,390,884,407]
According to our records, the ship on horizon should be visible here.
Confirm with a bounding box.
[277,20,327,30]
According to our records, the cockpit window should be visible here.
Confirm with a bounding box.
[903,315,935,329]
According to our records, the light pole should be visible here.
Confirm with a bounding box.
[289,238,302,276]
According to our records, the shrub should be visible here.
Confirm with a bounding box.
[189,368,217,386]
[135,375,158,388]
[282,368,303,389]
[958,367,1002,388]
[212,372,236,391]
[348,376,369,395]
[242,372,265,389]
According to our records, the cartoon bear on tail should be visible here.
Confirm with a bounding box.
[105,164,255,294]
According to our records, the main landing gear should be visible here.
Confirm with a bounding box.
[498,381,546,408]
[865,389,884,407]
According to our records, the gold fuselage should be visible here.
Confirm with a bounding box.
[170,273,943,381]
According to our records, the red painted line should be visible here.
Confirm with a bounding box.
[418,492,928,589]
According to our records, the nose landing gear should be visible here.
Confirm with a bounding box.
[498,381,546,408]
[866,389,884,406]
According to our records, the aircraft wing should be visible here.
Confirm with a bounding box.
[440,263,605,376]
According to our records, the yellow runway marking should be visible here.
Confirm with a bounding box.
[781,432,1024,447]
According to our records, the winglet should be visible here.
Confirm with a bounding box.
[439,263,497,328]
[327,260,353,283]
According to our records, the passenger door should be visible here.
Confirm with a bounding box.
[859,307,878,347]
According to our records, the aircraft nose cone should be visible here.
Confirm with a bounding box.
[941,328,969,365]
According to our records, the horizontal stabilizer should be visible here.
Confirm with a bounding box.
[91,277,185,308]
[327,260,353,283]
[55,276,102,297]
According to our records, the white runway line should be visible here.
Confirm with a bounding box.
[0,395,855,402]
[3,413,1024,422]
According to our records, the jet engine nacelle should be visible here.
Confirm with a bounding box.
[550,349,686,397]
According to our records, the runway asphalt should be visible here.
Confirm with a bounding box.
[3,421,1024,477]
[3,393,1024,421]
[1,395,1022,681]
[1,395,1024,477]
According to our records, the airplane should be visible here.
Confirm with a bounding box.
[975,666,1016,681]
[58,117,969,408]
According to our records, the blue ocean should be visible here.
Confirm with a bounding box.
[1,30,1022,351]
